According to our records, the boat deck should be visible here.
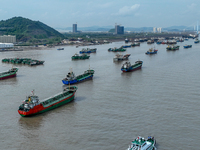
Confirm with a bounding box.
[41,91,73,107]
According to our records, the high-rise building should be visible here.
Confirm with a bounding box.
[115,24,124,34]
[157,27,162,33]
[73,24,77,33]
[0,35,16,43]
[153,27,157,33]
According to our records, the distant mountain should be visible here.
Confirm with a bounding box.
[0,17,64,42]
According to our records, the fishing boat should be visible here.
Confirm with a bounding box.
[145,48,158,54]
[57,48,64,50]
[18,86,77,117]
[62,69,95,85]
[166,45,179,51]
[0,68,18,80]
[121,61,143,72]
[113,53,131,62]
[71,53,90,60]
[183,44,192,48]
[127,136,156,150]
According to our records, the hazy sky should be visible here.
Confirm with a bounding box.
[0,0,200,28]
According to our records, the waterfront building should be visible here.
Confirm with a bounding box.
[73,24,77,33]
[115,24,124,34]
[157,27,162,33]
[0,35,16,43]
[0,43,14,48]
[153,27,157,33]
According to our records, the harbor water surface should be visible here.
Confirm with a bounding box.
[0,39,200,149]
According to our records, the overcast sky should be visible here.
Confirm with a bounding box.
[0,0,200,28]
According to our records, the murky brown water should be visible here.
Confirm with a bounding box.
[0,39,200,149]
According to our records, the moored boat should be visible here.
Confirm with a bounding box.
[183,44,192,48]
[121,61,143,72]
[194,38,200,43]
[62,69,95,85]
[122,45,131,48]
[62,69,94,85]
[127,136,156,150]
[131,42,140,47]
[145,48,158,54]
[166,45,179,51]
[2,58,45,66]
[0,67,18,80]
[113,53,131,62]
[18,86,77,117]
[79,48,97,54]
[57,48,64,50]
[108,47,126,52]
[71,53,90,60]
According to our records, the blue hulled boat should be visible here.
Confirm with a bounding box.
[145,48,158,54]
[62,69,95,85]
[183,45,192,48]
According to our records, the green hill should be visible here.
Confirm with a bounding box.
[0,16,64,43]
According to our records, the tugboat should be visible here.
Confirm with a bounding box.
[0,68,18,80]
[18,86,77,117]
[121,61,143,72]
[145,48,158,54]
[62,69,95,85]
[127,136,156,150]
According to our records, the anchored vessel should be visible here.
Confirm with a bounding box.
[0,68,18,80]
[57,48,64,50]
[18,86,77,117]
[121,61,143,72]
[108,47,126,52]
[145,48,158,54]
[166,45,179,51]
[62,69,95,85]
[2,58,44,66]
[113,54,131,62]
[183,44,192,48]
[127,136,156,150]
[71,53,90,60]
[79,48,97,54]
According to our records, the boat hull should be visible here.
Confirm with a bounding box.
[0,73,16,80]
[18,93,75,117]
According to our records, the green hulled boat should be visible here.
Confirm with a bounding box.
[0,68,18,80]
[108,47,126,52]
[2,58,44,66]
[71,53,90,60]
[166,45,179,51]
